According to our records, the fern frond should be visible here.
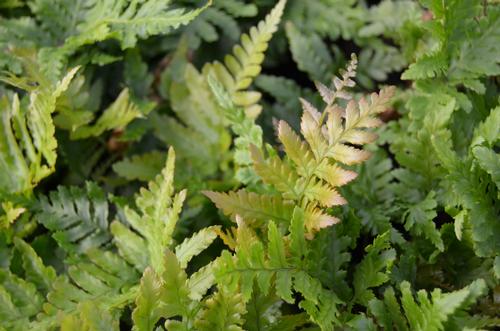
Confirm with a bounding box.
[185,7,241,48]
[30,147,218,328]
[175,226,220,269]
[471,105,500,190]
[344,149,396,235]
[195,288,246,331]
[369,279,491,331]
[70,89,152,139]
[41,248,139,327]
[208,73,263,184]
[207,55,395,234]
[122,147,187,274]
[203,190,294,228]
[243,289,310,331]
[352,232,396,306]
[35,182,112,254]
[132,244,221,330]
[112,151,166,182]
[215,0,257,18]
[59,302,119,331]
[287,0,362,40]
[205,0,287,118]
[433,131,500,257]
[285,22,333,82]
[255,74,317,131]
[426,103,500,257]
[154,62,230,185]
[357,44,406,88]
[0,67,78,195]
[0,238,54,330]
[401,0,499,93]
[148,250,192,329]
[215,208,342,330]
[21,0,212,79]
[402,191,443,251]
[0,201,25,229]
[473,146,500,190]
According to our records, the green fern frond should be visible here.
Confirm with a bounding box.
[401,0,499,93]
[134,250,192,331]
[214,0,257,18]
[402,190,443,251]
[154,62,230,184]
[207,73,263,184]
[175,226,220,269]
[0,201,25,229]
[471,105,500,190]
[0,238,55,330]
[185,7,241,48]
[121,147,187,274]
[195,288,246,331]
[432,130,500,257]
[205,0,287,118]
[344,149,396,235]
[401,52,448,80]
[357,44,406,88]
[424,105,500,257]
[132,242,221,330]
[59,302,119,331]
[215,208,342,330]
[203,190,294,228]
[473,146,500,190]
[285,22,333,82]
[369,278,492,331]
[112,151,166,182]
[40,248,139,328]
[4,147,220,329]
[21,0,212,79]
[70,89,153,139]
[287,0,362,40]
[255,74,317,131]
[0,67,78,195]
[35,182,112,254]
[243,289,310,331]
[352,232,396,306]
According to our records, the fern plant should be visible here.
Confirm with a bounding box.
[1,1,499,330]
[206,54,395,234]
[131,0,287,190]
[0,67,78,196]
[0,0,211,81]
[0,148,221,330]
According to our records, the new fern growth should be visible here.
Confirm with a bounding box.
[206,54,395,234]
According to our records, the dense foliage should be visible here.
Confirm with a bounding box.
[0,0,499,330]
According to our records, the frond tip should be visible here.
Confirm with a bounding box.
[205,0,287,118]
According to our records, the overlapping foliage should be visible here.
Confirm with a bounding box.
[1,0,499,330]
